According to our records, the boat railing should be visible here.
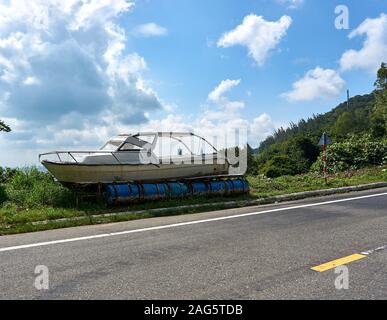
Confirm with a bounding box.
[39,150,126,164]
[39,150,228,167]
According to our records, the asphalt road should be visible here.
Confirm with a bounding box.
[0,187,387,300]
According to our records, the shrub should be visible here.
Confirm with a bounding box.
[5,167,76,208]
[311,134,387,173]
[0,167,17,183]
[256,135,320,177]
[260,155,298,178]
[0,184,7,205]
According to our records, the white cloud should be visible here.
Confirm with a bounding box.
[217,14,292,66]
[23,76,40,85]
[207,79,244,119]
[249,113,278,144]
[0,77,277,166]
[208,79,240,102]
[0,0,174,166]
[282,67,346,102]
[340,14,387,74]
[0,0,165,124]
[0,2,277,167]
[191,79,275,147]
[132,23,168,37]
[140,112,276,151]
[70,0,134,30]
[276,0,304,9]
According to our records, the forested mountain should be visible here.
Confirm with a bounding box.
[258,93,375,153]
[253,63,386,177]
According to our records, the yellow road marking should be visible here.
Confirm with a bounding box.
[311,254,367,272]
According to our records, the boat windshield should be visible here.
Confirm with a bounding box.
[100,137,127,151]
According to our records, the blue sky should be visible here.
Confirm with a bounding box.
[127,0,385,121]
[0,0,386,166]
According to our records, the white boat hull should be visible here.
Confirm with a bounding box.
[42,161,230,184]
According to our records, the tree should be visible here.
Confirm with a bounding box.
[260,154,297,178]
[371,62,387,137]
[335,112,354,138]
[0,119,11,132]
[292,136,320,163]
[375,62,387,94]
[246,143,258,174]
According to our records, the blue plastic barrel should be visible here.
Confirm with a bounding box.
[141,183,169,200]
[191,182,208,195]
[157,183,169,197]
[105,178,249,205]
[167,182,189,197]
[225,179,249,194]
[225,180,234,194]
[105,183,141,205]
[208,180,226,195]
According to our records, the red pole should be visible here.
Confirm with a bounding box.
[323,144,327,184]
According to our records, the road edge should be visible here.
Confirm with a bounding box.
[28,181,387,226]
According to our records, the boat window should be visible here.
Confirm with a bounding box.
[120,143,142,151]
[189,135,217,155]
[135,134,156,145]
[153,135,202,158]
[100,139,125,151]
[154,134,217,156]
[119,135,155,151]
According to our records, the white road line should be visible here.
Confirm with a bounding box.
[361,245,387,255]
[1,191,387,253]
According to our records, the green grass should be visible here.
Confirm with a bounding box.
[0,166,386,235]
[0,197,253,235]
[248,166,387,197]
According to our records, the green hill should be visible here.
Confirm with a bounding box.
[258,93,375,153]
[253,63,387,178]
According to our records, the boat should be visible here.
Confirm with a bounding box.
[39,132,232,186]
